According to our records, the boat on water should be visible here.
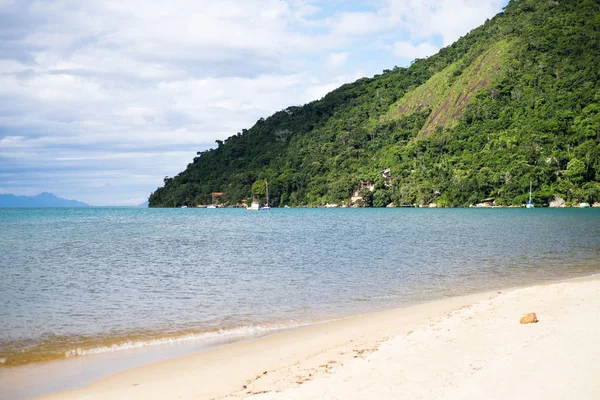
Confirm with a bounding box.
[526,181,534,208]
[261,180,270,211]
[207,192,217,208]
[579,202,590,208]
[246,180,270,211]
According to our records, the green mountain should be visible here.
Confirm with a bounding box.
[149,0,600,208]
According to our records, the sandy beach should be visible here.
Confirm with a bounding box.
[33,276,600,400]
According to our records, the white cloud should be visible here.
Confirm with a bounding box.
[325,52,350,70]
[392,41,439,60]
[332,12,388,36]
[0,60,28,74]
[116,107,164,126]
[0,0,507,205]
[385,0,505,46]
[304,71,365,101]
[293,3,321,20]
[327,0,503,46]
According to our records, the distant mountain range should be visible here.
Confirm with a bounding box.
[0,192,89,208]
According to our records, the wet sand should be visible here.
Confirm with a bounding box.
[35,275,600,400]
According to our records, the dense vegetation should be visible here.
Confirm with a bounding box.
[149,0,600,208]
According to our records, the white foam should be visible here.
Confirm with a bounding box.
[64,322,310,358]
[564,272,600,281]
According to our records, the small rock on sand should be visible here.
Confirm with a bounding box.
[520,313,538,324]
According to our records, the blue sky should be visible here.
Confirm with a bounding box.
[0,0,507,205]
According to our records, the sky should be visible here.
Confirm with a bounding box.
[0,0,508,206]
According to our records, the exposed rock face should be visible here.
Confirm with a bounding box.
[593,202,600,208]
[520,313,538,324]
[549,197,565,208]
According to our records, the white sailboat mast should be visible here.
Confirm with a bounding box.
[529,181,532,204]
[265,180,269,206]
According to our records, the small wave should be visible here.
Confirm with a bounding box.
[1,321,318,367]
[64,322,308,358]
[563,272,600,281]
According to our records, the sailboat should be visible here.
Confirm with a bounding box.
[246,191,259,211]
[261,180,270,211]
[207,192,217,208]
[526,180,534,208]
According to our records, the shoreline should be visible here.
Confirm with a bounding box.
[0,320,321,368]
[154,205,600,208]
[29,274,600,400]
[5,270,597,368]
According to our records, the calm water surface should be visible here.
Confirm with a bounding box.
[1,207,599,370]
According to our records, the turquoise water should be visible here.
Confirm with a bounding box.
[1,208,599,367]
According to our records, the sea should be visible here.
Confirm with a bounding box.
[1,207,599,398]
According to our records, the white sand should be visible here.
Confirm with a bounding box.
[38,277,600,400]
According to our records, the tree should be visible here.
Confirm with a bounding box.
[148,0,600,208]
[251,180,267,197]
[566,158,585,184]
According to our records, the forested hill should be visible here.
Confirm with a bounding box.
[149,0,600,208]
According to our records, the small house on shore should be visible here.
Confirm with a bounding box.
[474,198,495,207]
[351,181,375,203]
